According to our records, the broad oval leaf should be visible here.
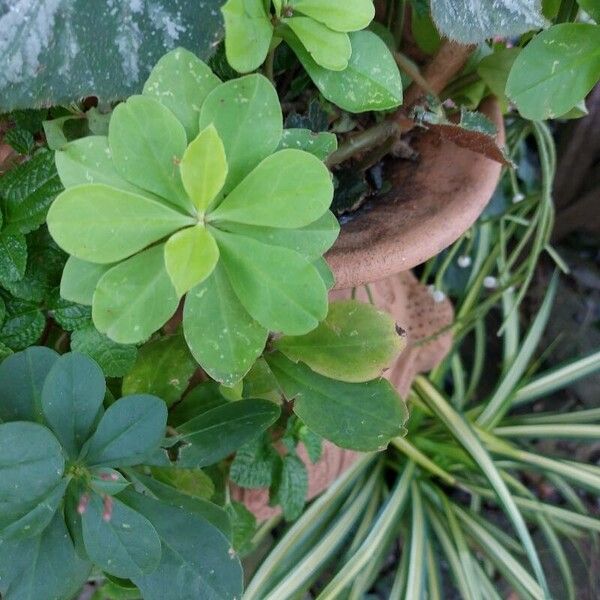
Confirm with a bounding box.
[212,229,328,335]
[82,492,161,579]
[177,398,281,467]
[41,352,106,457]
[278,128,338,160]
[0,422,64,511]
[122,334,197,408]
[430,0,546,44]
[291,0,375,32]
[92,244,180,344]
[222,0,273,73]
[275,300,406,382]
[60,257,114,305]
[143,48,221,142]
[47,183,195,264]
[0,512,91,600]
[284,17,351,71]
[286,29,402,113]
[180,124,228,212]
[0,479,68,541]
[218,210,339,260]
[0,346,59,422]
[83,394,167,467]
[164,225,219,297]
[266,352,408,451]
[506,24,600,120]
[183,264,268,386]
[477,47,521,100]
[109,95,192,213]
[55,136,140,192]
[121,491,243,600]
[210,149,333,228]
[198,74,283,193]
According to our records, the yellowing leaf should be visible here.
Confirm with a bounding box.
[180,125,227,212]
[164,225,219,297]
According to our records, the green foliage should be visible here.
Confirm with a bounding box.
[0,0,224,112]
[430,0,547,43]
[0,348,247,599]
[507,23,600,119]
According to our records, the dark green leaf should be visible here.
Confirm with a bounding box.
[0,232,27,284]
[0,512,91,600]
[70,323,138,378]
[0,297,45,350]
[0,1,224,112]
[278,128,338,160]
[0,346,59,421]
[229,435,279,488]
[266,352,408,451]
[226,501,256,554]
[82,492,161,579]
[0,150,62,235]
[122,334,197,407]
[83,394,167,467]
[41,352,106,457]
[121,490,243,600]
[299,426,322,463]
[48,292,92,331]
[169,382,229,426]
[430,0,546,43]
[177,399,281,467]
[0,422,64,523]
[4,128,35,155]
[271,453,307,520]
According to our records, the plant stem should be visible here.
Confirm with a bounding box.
[264,48,275,84]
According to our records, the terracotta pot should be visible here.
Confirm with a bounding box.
[235,99,505,520]
[327,97,504,290]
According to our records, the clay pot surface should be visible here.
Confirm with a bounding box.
[327,97,504,290]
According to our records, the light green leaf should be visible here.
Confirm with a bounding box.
[222,0,273,73]
[278,128,338,160]
[70,324,138,378]
[180,124,228,212]
[55,136,140,192]
[213,229,328,335]
[177,398,281,467]
[0,232,27,284]
[430,0,546,44]
[275,300,406,382]
[41,352,106,457]
[291,0,375,31]
[0,422,64,519]
[48,183,194,264]
[284,17,351,71]
[122,334,197,407]
[92,244,180,344]
[109,95,192,213]
[83,394,167,467]
[121,491,243,600]
[579,0,600,21]
[218,210,339,260]
[507,24,600,120]
[183,264,268,385]
[60,257,114,305]
[0,346,59,422]
[266,352,408,451]
[142,48,221,141]
[164,225,219,297]
[0,512,91,600]
[82,492,161,579]
[150,467,214,501]
[226,501,257,554]
[477,47,521,99]
[286,30,403,113]
[313,256,335,290]
[198,74,283,193]
[210,149,333,228]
